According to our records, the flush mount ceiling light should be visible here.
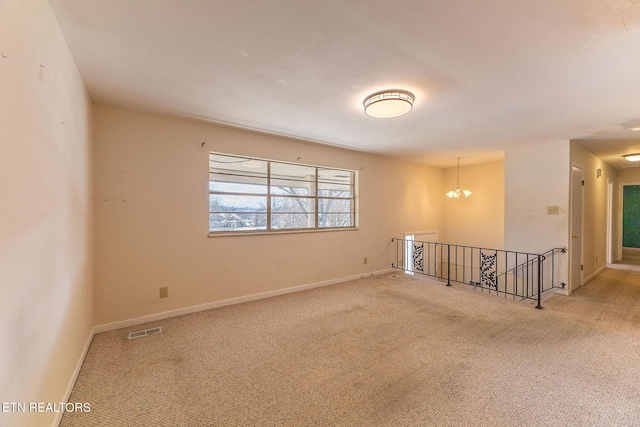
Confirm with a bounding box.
[446,158,472,199]
[623,153,640,162]
[363,90,414,118]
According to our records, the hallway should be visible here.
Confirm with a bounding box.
[545,267,640,329]
[610,249,640,271]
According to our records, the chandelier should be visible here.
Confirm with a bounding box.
[446,158,472,199]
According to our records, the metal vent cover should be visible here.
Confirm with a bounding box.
[128,326,162,340]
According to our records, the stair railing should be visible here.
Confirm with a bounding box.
[391,238,566,309]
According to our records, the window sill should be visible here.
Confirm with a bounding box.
[208,227,359,237]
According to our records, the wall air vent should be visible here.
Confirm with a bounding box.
[127,326,162,340]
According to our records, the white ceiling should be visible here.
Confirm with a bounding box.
[48,0,640,168]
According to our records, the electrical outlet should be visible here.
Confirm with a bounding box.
[159,287,168,298]
[547,206,559,215]
[364,257,368,265]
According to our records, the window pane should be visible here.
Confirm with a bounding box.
[271,162,316,181]
[319,198,353,213]
[209,154,268,195]
[318,168,353,198]
[209,213,267,232]
[318,169,353,183]
[271,197,315,214]
[209,154,267,175]
[209,173,268,194]
[318,183,353,198]
[270,178,315,196]
[270,162,316,196]
[319,213,354,228]
[271,197,316,229]
[271,213,315,230]
[209,194,267,213]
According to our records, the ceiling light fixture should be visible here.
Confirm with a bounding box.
[623,153,640,162]
[363,90,414,118]
[446,158,472,199]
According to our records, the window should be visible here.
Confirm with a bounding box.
[209,153,357,234]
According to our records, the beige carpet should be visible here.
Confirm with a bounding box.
[61,269,640,426]
[612,249,640,270]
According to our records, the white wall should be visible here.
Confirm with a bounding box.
[442,160,504,249]
[504,141,569,289]
[93,104,444,325]
[0,1,93,426]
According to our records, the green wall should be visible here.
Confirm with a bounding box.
[623,185,640,248]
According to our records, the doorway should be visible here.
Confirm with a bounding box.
[607,179,613,264]
[404,231,438,275]
[622,185,640,248]
[570,166,584,291]
[620,184,640,266]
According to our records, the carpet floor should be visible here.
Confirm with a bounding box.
[61,269,640,426]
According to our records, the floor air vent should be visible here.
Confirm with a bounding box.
[388,275,401,279]
[128,327,162,340]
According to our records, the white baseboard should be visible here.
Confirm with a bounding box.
[607,262,640,271]
[52,326,95,427]
[94,268,394,334]
[622,247,640,253]
[584,264,607,285]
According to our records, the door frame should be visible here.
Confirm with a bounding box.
[607,178,613,264]
[617,181,640,260]
[569,164,584,292]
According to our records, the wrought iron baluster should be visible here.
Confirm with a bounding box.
[389,239,565,308]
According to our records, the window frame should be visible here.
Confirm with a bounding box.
[208,152,358,236]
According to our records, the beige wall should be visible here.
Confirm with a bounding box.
[504,141,569,290]
[570,143,616,280]
[616,167,640,183]
[505,141,570,253]
[93,104,444,325]
[0,1,93,426]
[442,160,504,249]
